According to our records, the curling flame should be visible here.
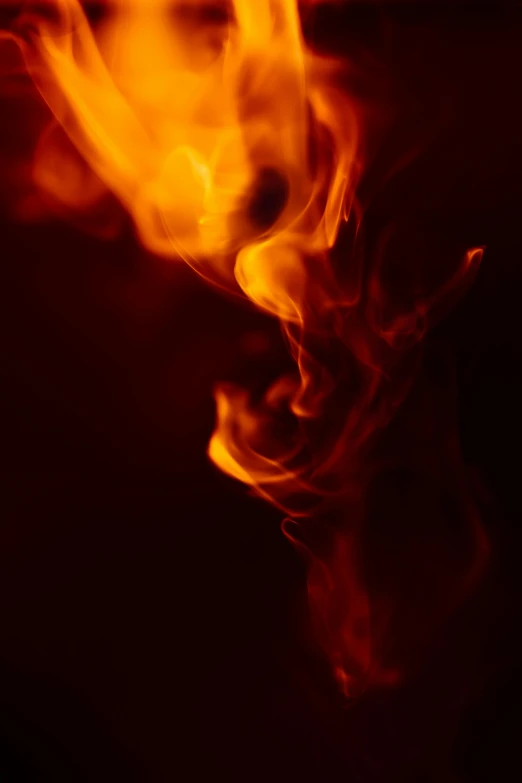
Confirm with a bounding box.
[1,1,487,697]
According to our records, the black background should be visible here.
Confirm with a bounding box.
[1,1,522,780]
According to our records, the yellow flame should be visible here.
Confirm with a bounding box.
[7,1,357,280]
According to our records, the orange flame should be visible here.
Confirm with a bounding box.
[3,1,358,275]
[1,1,488,697]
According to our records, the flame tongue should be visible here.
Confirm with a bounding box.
[2,0,488,697]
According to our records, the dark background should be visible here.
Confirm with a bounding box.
[1,1,522,780]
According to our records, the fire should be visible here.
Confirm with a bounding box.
[1,0,489,697]
[3,0,357,277]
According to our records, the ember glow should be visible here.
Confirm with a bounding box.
[1,0,489,697]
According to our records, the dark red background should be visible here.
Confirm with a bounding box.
[1,2,522,780]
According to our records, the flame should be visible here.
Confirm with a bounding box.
[1,1,489,697]
[3,1,357,276]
